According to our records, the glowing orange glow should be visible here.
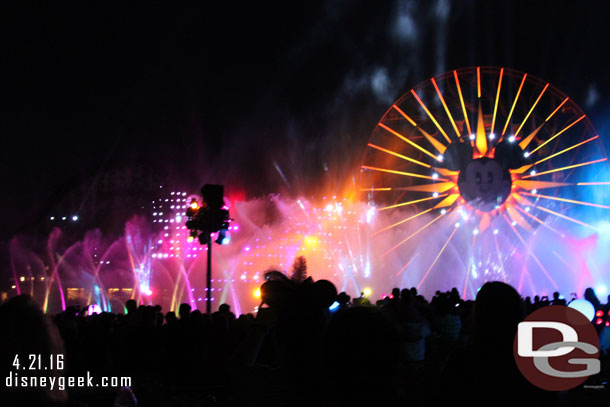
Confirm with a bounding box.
[515,205,563,237]
[503,214,558,289]
[392,104,417,126]
[545,97,569,122]
[501,73,527,137]
[361,165,446,181]
[382,212,446,256]
[417,127,447,154]
[453,70,471,135]
[519,122,545,151]
[378,122,439,160]
[535,206,598,231]
[253,288,261,298]
[433,193,460,209]
[417,226,458,289]
[513,180,571,190]
[514,83,549,138]
[476,102,487,156]
[411,89,451,143]
[530,115,586,155]
[391,182,456,193]
[378,194,448,211]
[373,207,434,236]
[491,68,504,135]
[476,66,481,98]
[522,158,607,179]
[367,143,431,168]
[533,135,599,166]
[431,77,460,138]
[433,167,460,177]
[190,200,199,210]
[522,192,610,209]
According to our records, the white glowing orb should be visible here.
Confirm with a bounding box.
[568,299,595,321]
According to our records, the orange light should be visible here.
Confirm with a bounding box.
[491,68,504,135]
[367,143,430,168]
[529,114,586,155]
[501,73,527,137]
[411,89,451,143]
[522,158,607,179]
[453,70,471,135]
[253,288,261,298]
[361,165,447,181]
[378,122,440,160]
[514,83,549,138]
[190,199,199,210]
[431,77,460,138]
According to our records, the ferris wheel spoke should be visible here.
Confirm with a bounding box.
[360,182,457,193]
[411,89,452,143]
[503,214,558,289]
[521,191,610,209]
[513,180,572,190]
[501,73,527,138]
[532,135,599,166]
[382,211,448,257]
[367,143,431,168]
[529,114,587,155]
[453,70,472,135]
[373,207,435,236]
[476,102,488,155]
[514,83,549,139]
[490,67,504,136]
[431,77,461,138]
[361,165,447,181]
[377,194,449,211]
[522,158,607,179]
[378,122,440,161]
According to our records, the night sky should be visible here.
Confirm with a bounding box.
[2,0,610,239]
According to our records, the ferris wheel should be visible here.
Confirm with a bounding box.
[361,67,610,297]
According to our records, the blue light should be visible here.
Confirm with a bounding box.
[329,301,340,311]
[568,299,595,321]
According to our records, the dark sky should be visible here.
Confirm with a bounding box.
[2,0,610,239]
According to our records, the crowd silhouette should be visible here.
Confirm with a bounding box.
[2,272,610,406]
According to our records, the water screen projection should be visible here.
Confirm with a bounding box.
[9,67,610,314]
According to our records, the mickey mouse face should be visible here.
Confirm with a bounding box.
[458,157,511,212]
[443,139,528,212]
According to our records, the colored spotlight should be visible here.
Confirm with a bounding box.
[253,288,261,298]
[363,287,372,297]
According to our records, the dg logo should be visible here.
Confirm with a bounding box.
[513,305,600,391]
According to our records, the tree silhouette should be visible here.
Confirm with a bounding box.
[290,256,307,283]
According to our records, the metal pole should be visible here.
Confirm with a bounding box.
[207,233,212,314]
